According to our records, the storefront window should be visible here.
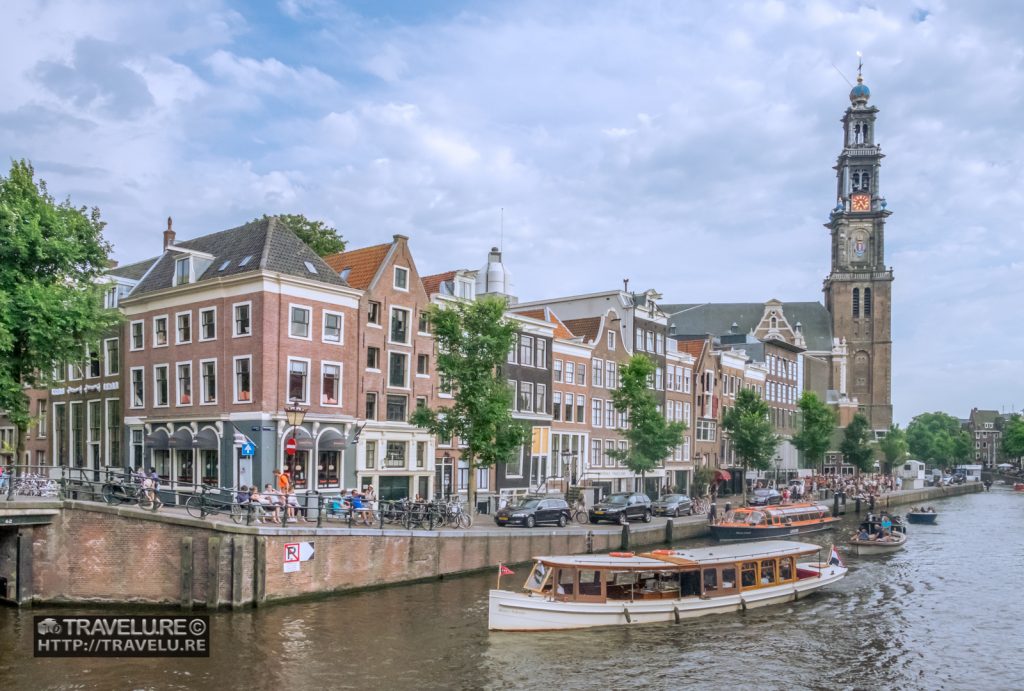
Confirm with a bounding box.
[318,450,340,489]
[285,450,309,490]
[175,449,194,486]
[201,449,219,486]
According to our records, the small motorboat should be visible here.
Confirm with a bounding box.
[1014,483,1024,492]
[849,513,908,555]
[906,507,938,524]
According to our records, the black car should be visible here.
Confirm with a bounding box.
[494,497,571,528]
[748,488,782,506]
[588,492,652,524]
[652,493,693,517]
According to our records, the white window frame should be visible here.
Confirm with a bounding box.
[389,306,412,345]
[104,397,120,468]
[607,330,616,350]
[553,359,563,383]
[129,367,145,409]
[592,398,603,428]
[233,355,253,404]
[153,364,170,408]
[130,320,145,351]
[286,356,312,404]
[394,265,410,291]
[199,307,217,342]
[592,358,604,388]
[103,337,119,377]
[416,353,430,378]
[175,310,192,345]
[322,309,345,345]
[366,346,382,372]
[176,360,193,407]
[199,358,218,405]
[233,301,253,338]
[387,350,410,390]
[173,256,193,286]
[154,315,170,348]
[288,303,313,341]
[320,361,343,407]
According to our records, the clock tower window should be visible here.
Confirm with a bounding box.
[863,288,872,317]
[852,169,871,192]
[852,288,860,318]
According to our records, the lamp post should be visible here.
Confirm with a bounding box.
[284,398,307,480]
[561,449,573,492]
[442,451,452,499]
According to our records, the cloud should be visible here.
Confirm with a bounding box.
[1,0,1022,423]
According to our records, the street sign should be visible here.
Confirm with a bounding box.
[285,438,297,455]
[283,542,314,573]
[241,441,255,457]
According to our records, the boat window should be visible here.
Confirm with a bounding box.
[577,570,602,598]
[680,570,701,597]
[747,511,764,525]
[556,568,576,597]
[526,562,550,591]
[760,559,777,585]
[720,567,737,590]
[779,558,793,581]
[702,568,718,593]
[741,562,757,588]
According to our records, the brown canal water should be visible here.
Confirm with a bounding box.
[1,488,1019,690]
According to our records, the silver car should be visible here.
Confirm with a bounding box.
[652,493,693,517]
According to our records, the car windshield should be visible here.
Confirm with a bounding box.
[754,489,773,497]
[604,495,628,505]
[516,499,541,509]
[661,495,685,502]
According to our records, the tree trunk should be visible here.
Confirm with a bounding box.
[740,462,748,505]
[468,455,478,515]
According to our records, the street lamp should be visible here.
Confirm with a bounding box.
[284,399,307,482]
[561,449,573,489]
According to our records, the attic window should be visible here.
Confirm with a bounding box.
[218,260,230,271]
[175,257,191,286]
[303,261,318,274]
[340,268,352,282]
[239,255,253,267]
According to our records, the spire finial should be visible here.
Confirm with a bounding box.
[856,51,863,83]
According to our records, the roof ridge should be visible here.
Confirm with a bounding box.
[258,216,275,270]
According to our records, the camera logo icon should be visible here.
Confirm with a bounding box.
[37,618,61,635]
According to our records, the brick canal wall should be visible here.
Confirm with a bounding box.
[10,482,980,608]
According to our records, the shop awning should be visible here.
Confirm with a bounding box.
[287,426,315,450]
[144,429,169,449]
[714,469,732,481]
[318,427,348,452]
[168,427,196,449]
[195,427,220,450]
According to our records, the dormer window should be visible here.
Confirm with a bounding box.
[175,257,191,286]
[455,279,474,300]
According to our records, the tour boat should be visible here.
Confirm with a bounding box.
[709,503,839,542]
[848,514,907,555]
[488,540,846,631]
[905,508,938,524]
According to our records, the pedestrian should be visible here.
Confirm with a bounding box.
[0,464,8,493]
[708,502,718,525]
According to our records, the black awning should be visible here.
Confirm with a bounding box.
[144,429,169,449]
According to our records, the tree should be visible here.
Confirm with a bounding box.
[791,391,837,473]
[252,213,345,256]
[409,295,528,512]
[840,413,875,474]
[1002,415,1024,463]
[876,423,908,473]
[606,355,686,490]
[906,411,966,468]
[721,388,779,503]
[0,160,119,478]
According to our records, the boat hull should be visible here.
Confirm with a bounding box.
[710,521,836,542]
[906,513,937,524]
[848,535,907,555]
[488,563,846,631]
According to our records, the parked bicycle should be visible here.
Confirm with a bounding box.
[184,489,246,524]
[13,473,59,498]
[101,476,160,511]
[570,498,589,524]
[690,496,711,515]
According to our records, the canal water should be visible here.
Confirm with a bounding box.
[1,488,1019,690]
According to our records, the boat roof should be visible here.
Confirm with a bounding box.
[732,503,830,515]
[535,540,823,570]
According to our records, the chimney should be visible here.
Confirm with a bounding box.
[163,217,175,250]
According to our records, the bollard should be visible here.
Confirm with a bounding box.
[665,518,674,544]
[199,485,209,519]
[725,502,732,514]
[840,491,847,506]
[833,493,840,517]
[620,523,631,551]
[868,494,875,511]
[316,496,325,529]
[246,502,254,526]
[282,502,289,528]
[586,530,594,554]
[855,496,862,514]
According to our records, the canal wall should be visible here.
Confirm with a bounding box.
[5,482,981,608]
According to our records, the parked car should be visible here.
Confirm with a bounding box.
[589,492,652,525]
[494,497,571,528]
[748,488,782,506]
[652,493,693,517]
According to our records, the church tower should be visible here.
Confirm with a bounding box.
[823,66,894,431]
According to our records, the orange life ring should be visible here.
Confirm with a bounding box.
[650,549,674,555]
[609,552,635,558]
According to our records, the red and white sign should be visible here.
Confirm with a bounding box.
[283,542,314,573]
[285,438,297,455]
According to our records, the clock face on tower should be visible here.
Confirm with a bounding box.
[851,193,871,212]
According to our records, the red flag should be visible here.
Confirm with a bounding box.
[499,564,515,576]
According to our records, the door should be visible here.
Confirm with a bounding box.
[379,476,409,501]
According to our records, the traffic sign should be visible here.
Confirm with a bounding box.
[285,438,297,455]
[241,441,256,457]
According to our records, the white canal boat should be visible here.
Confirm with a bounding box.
[488,540,846,631]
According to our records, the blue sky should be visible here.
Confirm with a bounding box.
[2,0,1022,424]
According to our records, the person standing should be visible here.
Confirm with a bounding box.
[708,502,718,525]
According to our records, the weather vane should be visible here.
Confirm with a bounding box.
[856,50,863,80]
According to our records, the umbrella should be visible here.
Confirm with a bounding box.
[997,463,1015,469]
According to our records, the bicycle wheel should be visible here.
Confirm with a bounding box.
[573,509,588,524]
[137,492,155,511]
[457,512,472,529]
[185,495,205,518]
[229,503,244,524]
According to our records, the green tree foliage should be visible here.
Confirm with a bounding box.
[840,413,876,474]
[791,391,837,473]
[409,296,528,510]
[692,465,715,498]
[906,411,969,468]
[0,160,119,469]
[876,423,909,472]
[721,388,779,503]
[606,355,687,484]
[1002,415,1024,462]
[253,213,345,257]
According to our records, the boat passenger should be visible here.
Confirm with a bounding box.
[857,528,869,540]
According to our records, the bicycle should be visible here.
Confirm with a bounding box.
[570,499,589,524]
[185,490,246,524]
[101,478,161,511]
[690,496,710,515]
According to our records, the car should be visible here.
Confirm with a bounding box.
[588,492,652,525]
[951,473,966,484]
[748,488,782,506]
[652,493,693,517]
[494,497,571,528]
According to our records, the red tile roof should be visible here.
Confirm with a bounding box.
[421,270,456,296]
[562,317,602,344]
[674,337,706,359]
[323,242,392,289]
[511,307,577,340]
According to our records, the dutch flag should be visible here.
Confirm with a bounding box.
[828,545,844,568]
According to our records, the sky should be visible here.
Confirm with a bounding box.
[1,0,1022,424]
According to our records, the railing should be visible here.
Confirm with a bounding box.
[382,456,406,468]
